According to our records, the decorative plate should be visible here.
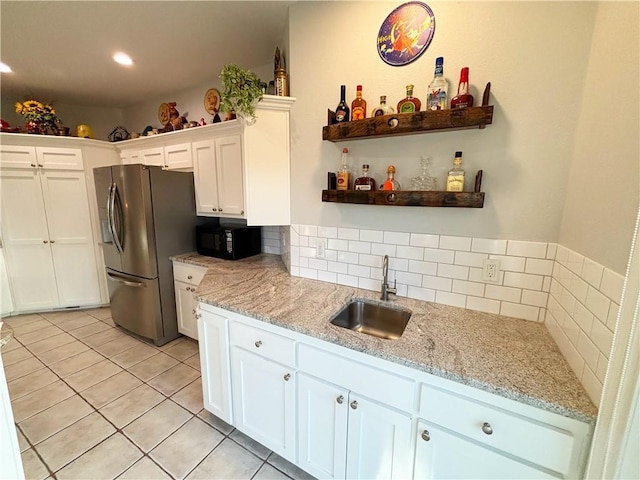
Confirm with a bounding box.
[204,88,221,115]
[377,1,436,67]
[158,103,170,124]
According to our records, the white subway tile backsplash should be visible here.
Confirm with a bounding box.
[407,286,436,302]
[359,229,383,243]
[471,238,507,255]
[389,257,409,271]
[348,264,371,278]
[569,276,589,304]
[435,291,467,308]
[606,302,620,330]
[542,276,552,292]
[395,283,409,297]
[559,288,577,317]
[580,366,603,408]
[525,258,554,276]
[555,328,585,380]
[298,225,318,237]
[572,301,594,334]
[308,259,327,271]
[452,280,485,297]
[358,277,381,292]
[489,255,526,273]
[585,286,611,323]
[555,244,569,264]
[439,235,471,251]
[371,243,396,257]
[299,267,318,280]
[454,251,487,268]
[348,240,371,254]
[396,271,423,287]
[325,250,338,262]
[596,353,608,383]
[500,302,539,322]
[503,272,543,291]
[581,258,604,289]
[566,250,585,276]
[317,270,337,284]
[327,261,348,274]
[359,254,382,268]
[383,231,410,245]
[328,239,348,251]
[437,264,469,280]
[422,275,452,292]
[590,319,613,358]
[338,227,359,240]
[424,248,455,264]
[409,260,437,276]
[317,226,338,239]
[299,235,309,247]
[562,315,581,347]
[506,240,547,259]
[521,290,548,308]
[397,246,424,260]
[290,246,300,266]
[299,256,309,268]
[485,285,521,303]
[337,274,358,287]
[290,228,300,246]
[546,243,558,260]
[337,251,359,264]
[466,296,501,314]
[577,332,599,372]
[600,269,624,303]
[300,246,315,259]
[410,233,439,248]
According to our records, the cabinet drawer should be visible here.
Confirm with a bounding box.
[172,262,206,285]
[299,344,414,413]
[229,321,295,367]
[419,384,575,474]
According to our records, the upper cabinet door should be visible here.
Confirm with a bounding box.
[140,147,165,167]
[192,139,220,216]
[215,134,244,217]
[36,147,83,170]
[165,143,192,170]
[0,145,37,169]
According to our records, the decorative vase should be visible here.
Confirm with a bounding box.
[25,120,44,134]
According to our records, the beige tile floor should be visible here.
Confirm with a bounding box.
[1,308,315,480]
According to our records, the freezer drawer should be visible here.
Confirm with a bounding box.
[106,269,163,341]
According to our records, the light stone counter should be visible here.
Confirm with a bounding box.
[173,252,597,423]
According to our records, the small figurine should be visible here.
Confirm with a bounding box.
[199,118,207,126]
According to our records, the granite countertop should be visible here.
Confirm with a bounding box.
[173,253,597,423]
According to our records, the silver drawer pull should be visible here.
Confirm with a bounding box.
[421,430,431,442]
[187,275,193,280]
[350,400,358,410]
[482,422,493,435]
[194,313,201,319]
[284,373,291,381]
[336,395,344,404]
[255,340,262,348]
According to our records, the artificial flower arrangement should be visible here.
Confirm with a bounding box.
[14,99,58,133]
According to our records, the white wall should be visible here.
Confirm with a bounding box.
[288,1,598,242]
[559,2,639,275]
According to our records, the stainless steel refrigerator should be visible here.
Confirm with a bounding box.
[94,164,198,346]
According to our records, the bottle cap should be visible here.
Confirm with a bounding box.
[436,56,444,65]
[362,164,369,169]
[343,147,349,153]
[380,95,386,102]
[356,85,362,91]
[455,151,463,157]
[387,165,396,173]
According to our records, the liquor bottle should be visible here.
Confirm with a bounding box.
[337,147,350,190]
[450,67,474,109]
[446,151,465,192]
[397,85,421,113]
[380,165,401,191]
[371,96,394,117]
[427,57,449,110]
[334,85,350,123]
[411,156,438,191]
[354,164,376,190]
[351,85,367,120]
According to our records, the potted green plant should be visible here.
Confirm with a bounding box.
[219,64,264,122]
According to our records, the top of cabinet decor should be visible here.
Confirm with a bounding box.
[322,83,492,142]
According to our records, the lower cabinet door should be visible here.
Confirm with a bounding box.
[198,306,233,424]
[297,373,348,479]
[413,420,558,479]
[346,394,412,480]
[175,281,198,340]
[231,346,295,461]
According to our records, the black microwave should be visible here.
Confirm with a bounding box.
[196,225,262,260]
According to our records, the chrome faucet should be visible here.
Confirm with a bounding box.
[381,255,397,301]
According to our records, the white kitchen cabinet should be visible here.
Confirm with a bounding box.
[119,148,140,165]
[413,420,556,479]
[172,261,206,340]
[197,303,233,424]
[0,145,82,170]
[229,320,296,461]
[0,353,25,480]
[193,135,244,218]
[140,146,165,167]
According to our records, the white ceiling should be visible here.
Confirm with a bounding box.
[0,1,293,108]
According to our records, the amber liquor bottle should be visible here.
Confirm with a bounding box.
[351,85,367,120]
[451,67,474,109]
[354,164,376,190]
[334,85,350,123]
[446,151,465,192]
[380,165,401,191]
[397,85,421,113]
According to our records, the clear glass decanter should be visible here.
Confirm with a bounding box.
[411,156,438,191]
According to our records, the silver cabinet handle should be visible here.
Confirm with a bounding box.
[43,240,49,244]
[421,430,431,442]
[50,240,55,244]
[212,208,218,212]
[336,395,344,404]
[254,340,262,348]
[37,164,44,168]
[195,313,201,319]
[350,401,358,410]
[192,309,196,314]
[284,373,291,381]
[240,210,244,215]
[187,275,193,280]
[30,163,36,168]
[482,422,493,435]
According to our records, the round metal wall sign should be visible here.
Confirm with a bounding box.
[377,2,436,67]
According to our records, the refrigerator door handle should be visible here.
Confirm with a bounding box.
[106,271,145,288]
[105,183,115,247]
[109,182,124,254]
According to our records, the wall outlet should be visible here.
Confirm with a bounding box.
[315,239,327,258]
[482,258,500,282]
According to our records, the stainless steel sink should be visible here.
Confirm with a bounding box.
[330,299,411,340]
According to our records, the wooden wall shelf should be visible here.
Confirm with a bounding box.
[321,190,485,208]
[323,83,493,142]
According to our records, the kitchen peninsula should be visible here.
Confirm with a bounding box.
[174,252,595,479]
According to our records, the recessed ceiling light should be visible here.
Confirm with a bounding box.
[113,52,133,66]
[0,62,12,73]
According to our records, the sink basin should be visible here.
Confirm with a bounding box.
[330,300,411,340]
